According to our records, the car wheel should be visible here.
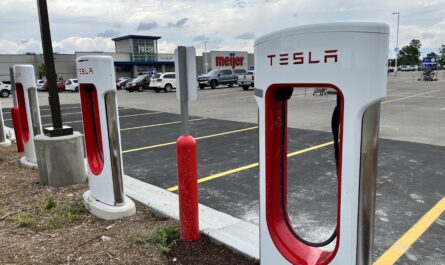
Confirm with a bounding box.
[199,85,205,89]
[138,86,144,92]
[242,85,249,90]
[0,89,10,98]
[228,84,233,88]
[210,80,217,89]
[75,87,79,92]
[164,84,173,92]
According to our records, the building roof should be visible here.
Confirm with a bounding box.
[112,35,162,41]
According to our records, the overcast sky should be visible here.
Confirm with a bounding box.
[0,0,444,57]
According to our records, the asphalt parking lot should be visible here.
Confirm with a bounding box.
[1,71,444,264]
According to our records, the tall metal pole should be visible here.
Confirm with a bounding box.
[37,0,72,137]
[204,41,208,74]
[178,46,190,135]
[393,12,400,76]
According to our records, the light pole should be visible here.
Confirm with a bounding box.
[204,41,208,74]
[392,12,400,76]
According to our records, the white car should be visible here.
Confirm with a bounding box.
[36,79,45,90]
[151,72,176,93]
[0,81,11,98]
[65,79,79,92]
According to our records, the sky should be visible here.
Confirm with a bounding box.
[0,0,444,58]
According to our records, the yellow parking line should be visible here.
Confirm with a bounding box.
[4,111,83,121]
[40,106,81,112]
[3,106,82,115]
[123,126,258,154]
[374,197,445,265]
[41,111,163,126]
[382,90,440,104]
[167,141,333,191]
[121,117,208,132]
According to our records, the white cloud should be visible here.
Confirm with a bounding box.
[52,37,115,53]
[0,0,444,55]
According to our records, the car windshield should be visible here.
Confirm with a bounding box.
[207,69,219,76]
[133,75,147,82]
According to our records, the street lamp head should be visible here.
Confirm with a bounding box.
[392,12,399,15]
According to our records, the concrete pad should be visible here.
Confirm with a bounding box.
[34,132,86,186]
[20,156,37,169]
[83,190,136,220]
[0,139,11,147]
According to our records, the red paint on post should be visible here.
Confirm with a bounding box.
[11,106,24,152]
[176,135,200,241]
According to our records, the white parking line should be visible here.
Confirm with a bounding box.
[382,90,441,104]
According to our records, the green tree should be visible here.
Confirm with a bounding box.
[438,44,445,67]
[397,39,422,65]
[37,63,46,79]
[426,52,438,58]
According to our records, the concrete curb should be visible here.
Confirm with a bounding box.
[124,175,259,260]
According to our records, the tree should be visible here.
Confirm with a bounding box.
[37,63,46,79]
[426,52,438,58]
[438,44,445,67]
[397,39,422,65]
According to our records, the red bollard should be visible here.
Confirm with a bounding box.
[10,106,24,152]
[176,135,200,241]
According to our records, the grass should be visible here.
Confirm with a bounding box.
[42,195,57,210]
[42,200,87,230]
[149,224,179,253]
[129,224,180,253]
[129,233,152,244]
[10,213,34,227]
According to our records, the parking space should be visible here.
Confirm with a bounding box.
[1,76,444,264]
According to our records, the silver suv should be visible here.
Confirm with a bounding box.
[197,69,239,89]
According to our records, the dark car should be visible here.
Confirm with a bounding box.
[42,81,66,92]
[116,77,131,90]
[125,75,151,92]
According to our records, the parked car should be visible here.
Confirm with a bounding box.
[36,79,45,90]
[0,81,11,98]
[116,77,130,90]
[233,69,247,76]
[237,71,254,90]
[125,74,151,92]
[65,79,79,92]
[151,73,176,93]
[197,69,238,89]
[42,80,66,92]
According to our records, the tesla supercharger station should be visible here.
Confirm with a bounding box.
[13,65,42,168]
[255,23,389,265]
[77,55,136,220]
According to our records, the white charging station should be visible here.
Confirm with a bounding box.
[13,65,42,168]
[0,100,11,147]
[77,55,135,220]
[255,23,389,265]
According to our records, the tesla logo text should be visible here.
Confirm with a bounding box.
[267,50,338,66]
[216,55,245,69]
[77,68,94,75]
